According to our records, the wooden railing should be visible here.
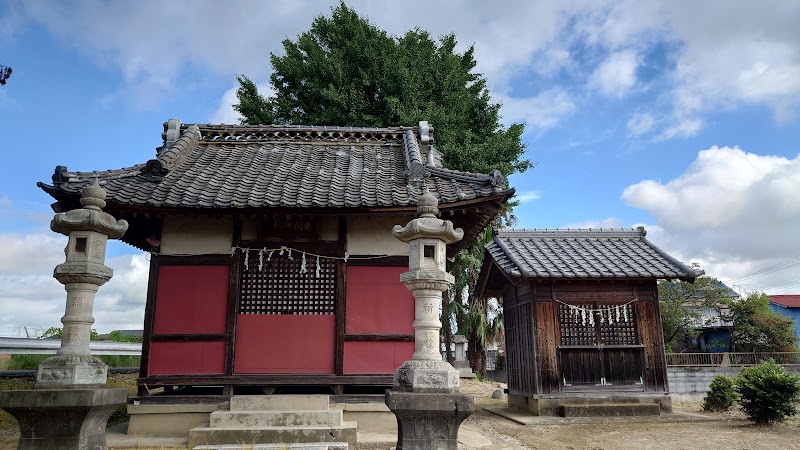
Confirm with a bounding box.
[666,352,800,367]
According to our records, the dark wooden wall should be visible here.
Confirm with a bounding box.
[503,278,668,397]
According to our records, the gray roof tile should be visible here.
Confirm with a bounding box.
[41,122,512,211]
[486,228,699,280]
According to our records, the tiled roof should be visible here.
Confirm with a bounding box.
[769,295,800,308]
[38,120,511,211]
[485,228,699,280]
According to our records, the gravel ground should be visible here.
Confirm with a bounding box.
[2,376,799,450]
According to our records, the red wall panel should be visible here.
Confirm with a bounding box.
[346,266,414,334]
[153,265,229,335]
[343,341,414,374]
[148,341,225,375]
[234,315,334,373]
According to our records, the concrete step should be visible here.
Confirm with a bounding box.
[209,409,343,428]
[560,402,661,417]
[229,395,329,412]
[189,421,358,448]
[193,443,348,450]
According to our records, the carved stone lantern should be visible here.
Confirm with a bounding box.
[0,181,129,450]
[385,188,474,450]
[36,180,128,387]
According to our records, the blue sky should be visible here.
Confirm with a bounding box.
[1,0,799,334]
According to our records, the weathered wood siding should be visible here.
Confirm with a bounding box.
[502,279,669,395]
[533,282,561,394]
[635,281,668,392]
[503,281,536,395]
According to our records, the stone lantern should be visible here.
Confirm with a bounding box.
[36,180,128,387]
[0,180,129,450]
[385,188,474,450]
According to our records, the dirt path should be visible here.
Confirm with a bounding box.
[459,379,800,450]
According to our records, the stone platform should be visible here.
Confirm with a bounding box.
[0,387,127,450]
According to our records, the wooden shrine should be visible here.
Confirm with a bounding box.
[474,228,700,415]
[38,120,513,399]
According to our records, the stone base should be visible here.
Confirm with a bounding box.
[508,392,672,416]
[385,390,473,450]
[392,360,460,393]
[34,356,107,389]
[0,387,127,450]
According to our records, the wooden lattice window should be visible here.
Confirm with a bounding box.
[558,302,638,346]
[239,252,336,315]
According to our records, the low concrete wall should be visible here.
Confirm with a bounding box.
[667,366,800,402]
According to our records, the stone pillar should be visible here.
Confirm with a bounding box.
[0,181,129,450]
[386,189,474,450]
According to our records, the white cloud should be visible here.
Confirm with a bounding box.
[12,1,800,137]
[514,190,542,204]
[0,230,149,335]
[498,88,576,132]
[655,118,703,141]
[561,217,625,230]
[622,146,800,292]
[627,111,656,136]
[208,86,243,125]
[589,50,639,97]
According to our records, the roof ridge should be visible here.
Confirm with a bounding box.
[178,122,413,143]
[497,228,646,239]
[140,125,201,181]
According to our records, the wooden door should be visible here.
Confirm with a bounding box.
[557,302,644,389]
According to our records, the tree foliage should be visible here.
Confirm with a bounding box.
[235,2,529,177]
[725,292,798,353]
[0,64,11,86]
[40,326,99,341]
[658,276,732,351]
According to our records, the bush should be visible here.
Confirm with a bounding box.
[735,359,800,424]
[703,374,737,411]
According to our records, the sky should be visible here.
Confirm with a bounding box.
[1,0,799,336]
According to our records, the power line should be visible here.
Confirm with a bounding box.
[728,255,800,283]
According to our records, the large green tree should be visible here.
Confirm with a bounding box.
[235,3,531,371]
[658,276,733,351]
[725,292,797,352]
[235,3,529,177]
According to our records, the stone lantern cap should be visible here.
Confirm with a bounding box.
[50,180,128,238]
[392,190,464,244]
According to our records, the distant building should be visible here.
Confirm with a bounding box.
[768,295,800,344]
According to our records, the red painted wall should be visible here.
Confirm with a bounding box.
[345,266,414,334]
[148,341,226,375]
[343,341,414,374]
[152,265,229,335]
[148,265,229,375]
[234,314,335,373]
[344,266,415,374]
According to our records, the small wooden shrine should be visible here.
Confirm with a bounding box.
[474,228,700,415]
[38,120,513,399]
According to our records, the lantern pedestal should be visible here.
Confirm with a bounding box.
[0,388,127,450]
[385,390,473,450]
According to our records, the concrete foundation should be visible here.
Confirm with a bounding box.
[385,390,473,450]
[127,403,223,435]
[0,387,127,450]
[508,392,672,417]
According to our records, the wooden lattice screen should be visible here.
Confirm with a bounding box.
[239,252,336,315]
[558,303,638,346]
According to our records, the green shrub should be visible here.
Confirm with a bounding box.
[6,354,49,370]
[735,359,800,424]
[703,374,737,411]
